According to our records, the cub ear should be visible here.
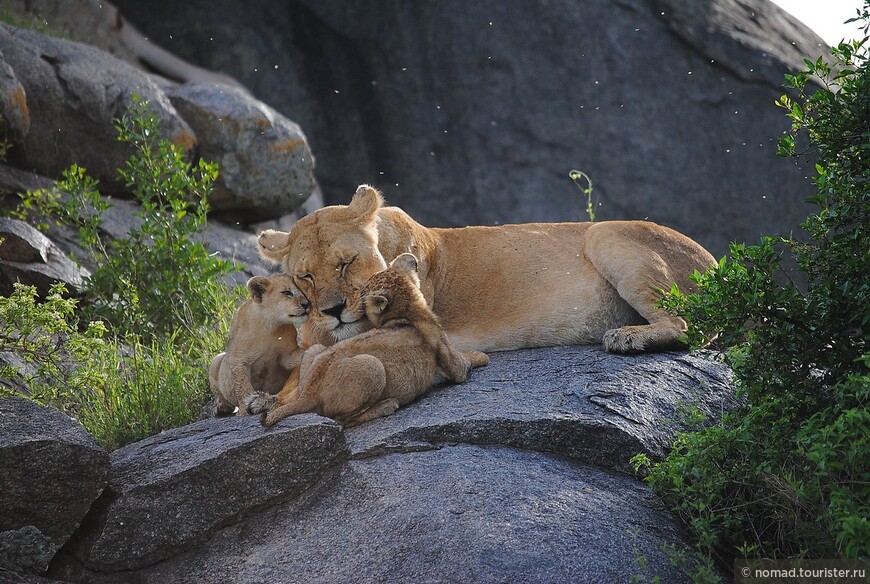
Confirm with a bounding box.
[366,293,390,315]
[346,185,383,224]
[258,229,291,264]
[390,252,418,274]
[247,276,270,303]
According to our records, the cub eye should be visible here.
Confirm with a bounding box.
[281,289,295,298]
[337,256,357,277]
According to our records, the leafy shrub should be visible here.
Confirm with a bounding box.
[637,6,869,573]
[4,96,241,449]
[18,95,236,339]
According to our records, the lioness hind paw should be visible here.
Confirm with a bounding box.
[602,327,644,354]
[244,392,277,415]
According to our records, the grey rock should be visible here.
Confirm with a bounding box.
[0,23,195,192]
[70,413,348,572]
[0,398,109,573]
[108,446,699,584]
[347,345,734,473]
[114,0,829,258]
[52,346,731,582]
[167,83,316,222]
[0,218,89,297]
[0,218,51,263]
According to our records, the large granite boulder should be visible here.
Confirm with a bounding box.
[50,346,732,583]
[0,398,109,574]
[0,24,195,193]
[168,83,316,221]
[114,0,829,258]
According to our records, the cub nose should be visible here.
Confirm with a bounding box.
[321,302,345,319]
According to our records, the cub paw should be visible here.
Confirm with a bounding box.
[467,351,490,367]
[244,392,277,415]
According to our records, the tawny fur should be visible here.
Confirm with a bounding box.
[258,185,715,354]
[248,254,489,428]
[209,274,309,416]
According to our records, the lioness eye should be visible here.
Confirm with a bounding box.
[296,273,313,283]
[338,256,357,277]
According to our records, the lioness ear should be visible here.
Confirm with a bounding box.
[346,185,383,224]
[367,293,390,315]
[390,253,418,274]
[258,229,292,264]
[247,276,270,303]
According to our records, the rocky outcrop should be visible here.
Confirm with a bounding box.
[0,16,316,221]
[114,0,829,258]
[0,164,271,285]
[43,346,733,583]
[0,23,194,193]
[0,398,109,574]
[167,83,315,222]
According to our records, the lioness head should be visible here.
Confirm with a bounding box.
[246,274,310,327]
[260,185,390,342]
[361,253,424,328]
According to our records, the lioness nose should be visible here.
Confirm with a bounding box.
[321,302,345,319]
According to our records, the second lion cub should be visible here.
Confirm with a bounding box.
[256,253,489,428]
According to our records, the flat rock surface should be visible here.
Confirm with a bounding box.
[69,414,347,572]
[347,345,733,473]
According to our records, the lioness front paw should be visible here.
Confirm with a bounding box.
[467,351,490,367]
[244,392,277,415]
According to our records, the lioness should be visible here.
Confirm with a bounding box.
[251,253,489,428]
[209,274,309,416]
[259,185,716,354]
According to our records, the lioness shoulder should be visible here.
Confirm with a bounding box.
[209,274,308,416]
[258,253,489,427]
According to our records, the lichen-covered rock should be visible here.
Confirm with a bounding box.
[70,414,348,572]
[168,83,315,221]
[0,54,29,145]
[0,398,109,574]
[0,23,195,192]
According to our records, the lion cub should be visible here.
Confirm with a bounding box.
[256,253,489,428]
[209,274,309,416]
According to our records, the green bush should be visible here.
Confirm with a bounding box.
[637,5,869,573]
[4,95,241,449]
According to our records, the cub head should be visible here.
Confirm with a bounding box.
[246,274,310,327]
[265,185,390,341]
[361,253,425,328]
